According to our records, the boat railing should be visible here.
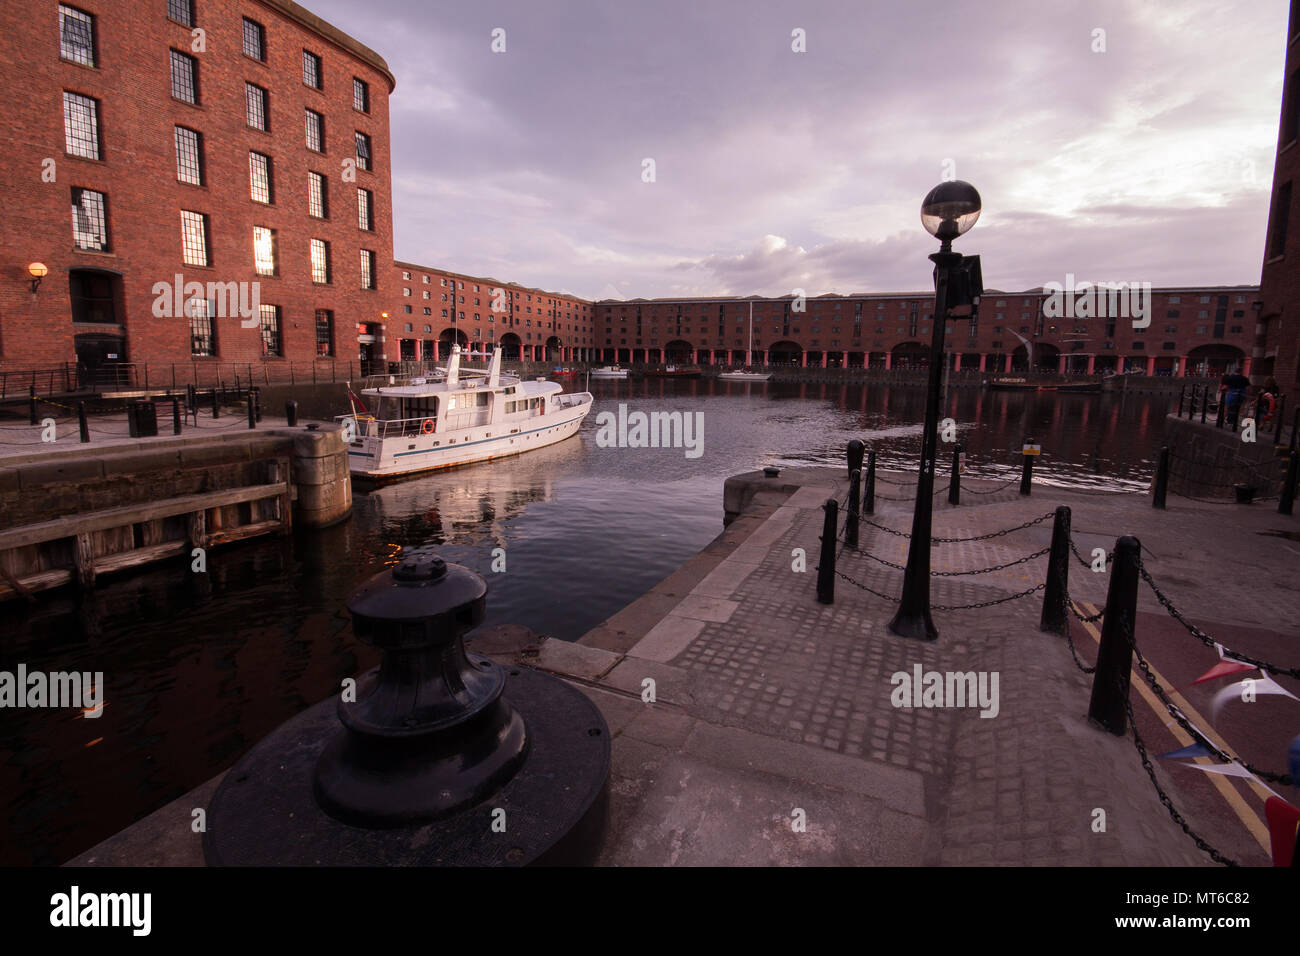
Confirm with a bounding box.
[553,391,592,410]
[335,414,438,440]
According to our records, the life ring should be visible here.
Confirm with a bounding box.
[1260,392,1276,420]
[421,419,435,434]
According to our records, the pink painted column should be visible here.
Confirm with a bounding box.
[1176,356,1187,377]
[801,352,808,368]
[761,350,769,366]
[1242,357,1252,377]
[1146,356,1155,376]
[885,353,892,371]
[1086,355,1095,374]
[1004,354,1013,373]
[978,353,987,372]
[1057,355,1066,374]
[822,352,829,369]
[953,354,962,371]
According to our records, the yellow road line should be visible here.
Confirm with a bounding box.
[1075,603,1271,854]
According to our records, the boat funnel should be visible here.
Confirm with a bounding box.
[446,344,461,387]
[487,344,502,388]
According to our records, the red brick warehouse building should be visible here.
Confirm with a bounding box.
[1256,0,1300,391]
[0,0,395,387]
[589,285,1258,376]
[393,261,599,364]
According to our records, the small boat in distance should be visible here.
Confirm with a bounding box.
[644,365,702,378]
[985,375,1102,393]
[589,365,629,379]
[339,344,593,482]
[718,302,773,381]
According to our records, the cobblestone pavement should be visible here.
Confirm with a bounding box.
[519,467,1299,866]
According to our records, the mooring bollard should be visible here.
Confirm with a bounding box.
[212,388,219,419]
[1188,385,1198,420]
[847,438,864,481]
[1177,385,1186,417]
[286,400,298,427]
[247,395,256,429]
[203,547,610,866]
[28,386,37,426]
[1216,395,1225,429]
[1274,394,1286,446]
[173,397,182,435]
[1152,446,1170,510]
[1039,505,1071,635]
[1201,387,1209,425]
[1088,536,1141,735]
[846,469,861,549]
[1280,449,1298,516]
[78,401,89,443]
[817,498,838,605]
[864,450,876,515]
[948,443,963,506]
[1020,438,1036,496]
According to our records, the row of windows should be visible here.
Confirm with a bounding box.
[188,303,337,359]
[398,271,593,312]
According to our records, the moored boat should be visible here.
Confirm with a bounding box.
[644,365,701,378]
[589,365,629,379]
[338,345,593,482]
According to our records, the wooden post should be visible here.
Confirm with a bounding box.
[189,509,208,550]
[74,533,96,589]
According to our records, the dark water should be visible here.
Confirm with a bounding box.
[0,380,1169,864]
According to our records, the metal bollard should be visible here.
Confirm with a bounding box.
[1039,505,1071,635]
[864,450,876,515]
[173,397,182,435]
[212,388,219,418]
[253,387,262,423]
[847,439,864,481]
[1152,446,1170,510]
[286,400,298,428]
[1087,536,1141,735]
[1201,387,1209,425]
[1290,407,1299,454]
[78,401,89,443]
[1020,439,1035,496]
[846,469,861,550]
[816,498,838,605]
[1274,394,1286,446]
[1216,394,1225,428]
[247,395,256,429]
[1280,449,1298,516]
[1177,385,1186,417]
[948,443,962,506]
[29,386,37,426]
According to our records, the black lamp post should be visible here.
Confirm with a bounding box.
[888,181,982,640]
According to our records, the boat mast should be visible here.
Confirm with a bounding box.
[746,301,753,367]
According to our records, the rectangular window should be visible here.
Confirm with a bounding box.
[259,304,281,356]
[170,50,198,103]
[355,132,371,171]
[249,151,273,203]
[253,226,277,276]
[305,109,324,152]
[1284,69,1300,146]
[303,50,322,89]
[315,309,334,356]
[360,249,375,289]
[1269,181,1291,258]
[311,239,330,284]
[308,171,328,218]
[353,77,369,113]
[180,210,208,266]
[242,18,265,61]
[70,187,108,251]
[167,0,193,27]
[245,83,268,130]
[357,188,373,230]
[175,126,202,184]
[189,298,216,356]
[58,5,95,66]
[62,91,100,159]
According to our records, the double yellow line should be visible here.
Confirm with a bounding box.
[1074,603,1271,853]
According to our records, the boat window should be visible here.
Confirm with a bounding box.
[405,397,437,420]
[377,397,403,420]
[476,392,490,407]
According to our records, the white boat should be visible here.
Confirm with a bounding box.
[718,302,773,381]
[338,344,593,482]
[589,365,629,379]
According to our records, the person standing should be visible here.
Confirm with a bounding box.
[1220,368,1251,427]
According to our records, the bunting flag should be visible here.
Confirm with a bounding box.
[1190,659,1257,686]
[1157,743,1215,760]
[1178,761,1255,779]
[1210,675,1300,723]
[1264,797,1300,867]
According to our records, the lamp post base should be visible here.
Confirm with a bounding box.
[887,609,938,641]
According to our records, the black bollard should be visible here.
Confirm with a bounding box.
[1020,439,1035,496]
[286,400,298,427]
[1216,394,1225,428]
[204,548,610,866]
[948,443,963,506]
[247,395,256,429]
[1152,446,1170,510]
[28,386,37,426]
[253,387,262,423]
[1280,449,1298,516]
[173,397,182,435]
[864,450,876,515]
[816,498,838,605]
[1039,505,1071,635]
[1292,407,1300,454]
[212,388,219,418]
[1201,387,1209,425]
[1087,536,1141,735]
[846,469,861,550]
[78,401,89,443]
[847,439,864,481]
[1177,385,1186,417]
[1274,394,1286,446]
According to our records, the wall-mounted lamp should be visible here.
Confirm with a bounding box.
[27,262,48,293]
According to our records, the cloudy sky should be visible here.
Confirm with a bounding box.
[308,0,1290,300]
